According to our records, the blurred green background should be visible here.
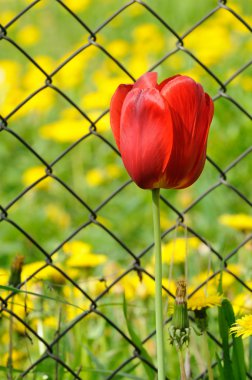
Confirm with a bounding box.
[0,0,251,378]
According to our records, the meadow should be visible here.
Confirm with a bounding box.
[0,0,251,379]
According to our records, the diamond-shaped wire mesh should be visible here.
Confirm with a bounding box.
[0,0,251,379]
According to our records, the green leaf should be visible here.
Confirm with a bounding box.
[219,299,246,380]
[123,293,154,380]
[0,285,84,311]
[0,365,22,374]
[222,299,246,380]
[83,345,105,370]
[232,335,246,380]
[216,353,225,380]
[249,337,252,374]
[218,299,234,380]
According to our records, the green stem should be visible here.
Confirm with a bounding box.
[203,331,214,380]
[152,188,165,380]
[178,349,187,380]
[7,300,14,380]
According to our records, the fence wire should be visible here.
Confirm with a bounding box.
[0,0,251,379]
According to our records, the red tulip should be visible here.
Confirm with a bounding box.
[110,72,214,189]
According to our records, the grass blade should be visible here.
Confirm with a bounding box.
[123,294,154,380]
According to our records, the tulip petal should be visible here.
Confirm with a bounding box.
[133,72,158,90]
[158,74,181,92]
[120,88,173,189]
[110,84,133,149]
[160,76,214,188]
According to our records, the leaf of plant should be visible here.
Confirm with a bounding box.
[219,298,246,380]
[222,299,246,380]
[0,365,22,374]
[218,299,234,380]
[249,337,252,374]
[216,353,225,380]
[123,293,154,380]
[83,345,105,370]
[232,335,246,380]
[0,285,84,311]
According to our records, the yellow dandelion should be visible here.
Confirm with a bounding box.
[162,278,177,296]
[63,0,90,12]
[66,251,107,268]
[81,92,109,111]
[93,112,110,133]
[63,240,107,268]
[159,237,200,265]
[22,261,65,284]
[185,22,232,66]
[23,56,54,90]
[180,67,201,83]
[107,39,129,58]
[215,6,250,34]
[0,60,22,116]
[15,88,55,119]
[40,119,87,142]
[82,73,127,112]
[191,264,242,290]
[6,294,34,321]
[43,315,59,329]
[127,55,149,78]
[233,291,252,315]
[230,314,252,339]
[0,10,16,25]
[55,56,86,89]
[22,166,52,189]
[1,349,27,369]
[86,168,105,187]
[0,268,9,286]
[17,24,41,46]
[63,241,91,255]
[219,213,252,231]
[188,292,222,311]
[132,24,165,54]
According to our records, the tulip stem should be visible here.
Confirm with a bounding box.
[152,188,165,380]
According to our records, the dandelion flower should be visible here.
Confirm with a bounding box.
[86,168,105,187]
[22,166,52,189]
[17,25,41,46]
[188,293,222,311]
[66,251,107,268]
[188,292,222,333]
[40,119,86,142]
[230,315,252,339]
[219,213,252,231]
[63,240,107,268]
[155,237,200,265]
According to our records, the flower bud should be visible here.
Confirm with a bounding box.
[8,255,24,287]
[169,280,190,349]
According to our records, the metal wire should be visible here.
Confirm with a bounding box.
[0,0,251,379]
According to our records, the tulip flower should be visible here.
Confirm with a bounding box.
[110,72,214,380]
[110,72,214,190]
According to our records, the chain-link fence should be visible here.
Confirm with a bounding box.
[0,0,251,379]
